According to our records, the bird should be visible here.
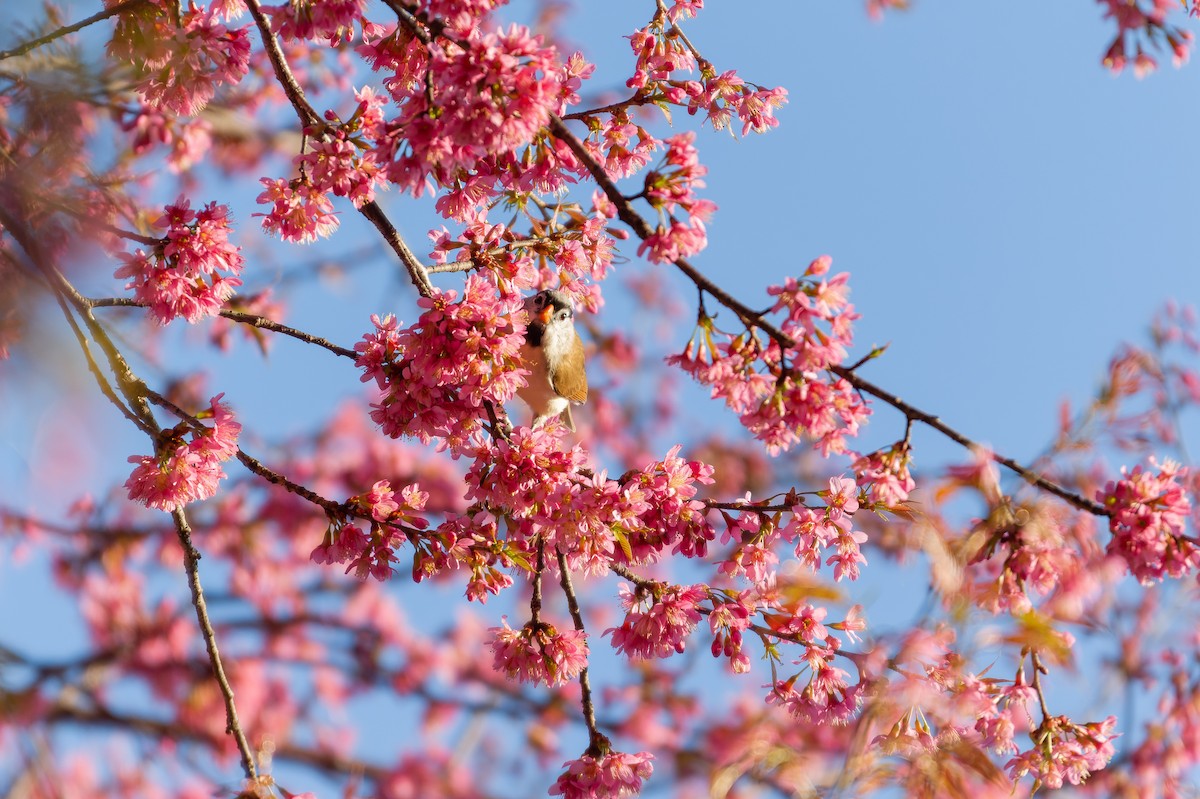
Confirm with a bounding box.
[517,289,588,431]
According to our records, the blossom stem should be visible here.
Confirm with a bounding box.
[1029,651,1054,721]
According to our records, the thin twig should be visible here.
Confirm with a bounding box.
[546,114,1107,518]
[357,199,436,296]
[0,0,149,62]
[556,548,601,743]
[86,298,358,358]
[171,508,259,780]
[241,0,323,127]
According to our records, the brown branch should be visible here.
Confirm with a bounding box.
[241,0,323,128]
[556,548,601,744]
[357,199,436,296]
[0,0,150,62]
[171,508,258,780]
[234,449,346,517]
[545,114,1107,518]
[86,298,359,359]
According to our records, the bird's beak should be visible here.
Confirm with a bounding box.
[538,305,555,324]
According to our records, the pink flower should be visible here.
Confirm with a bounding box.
[1099,458,1196,583]
[125,394,241,512]
[363,23,574,205]
[489,617,589,686]
[550,749,654,799]
[360,276,527,451]
[767,646,863,726]
[669,262,869,455]
[267,0,366,44]
[1006,715,1118,788]
[112,6,250,116]
[606,583,707,659]
[255,177,340,243]
[295,127,386,208]
[114,198,244,325]
[824,476,860,521]
[852,444,916,505]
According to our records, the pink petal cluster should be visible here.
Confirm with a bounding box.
[852,442,916,506]
[625,444,716,560]
[462,432,715,577]
[267,0,367,45]
[108,4,250,116]
[1006,715,1119,789]
[114,198,244,325]
[1099,458,1196,583]
[357,276,526,451]
[549,750,654,799]
[1098,0,1193,75]
[774,476,868,581]
[489,617,589,686]
[256,177,340,243]
[360,23,574,199]
[707,597,752,672]
[124,394,241,512]
[309,480,430,581]
[766,640,863,726]
[626,14,786,136]
[295,127,386,210]
[429,198,616,300]
[606,582,707,660]
[121,111,213,173]
[636,132,715,264]
[679,70,788,136]
[669,257,869,455]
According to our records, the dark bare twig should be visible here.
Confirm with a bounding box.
[556,548,601,743]
[546,114,1108,518]
[171,508,259,780]
[0,0,149,62]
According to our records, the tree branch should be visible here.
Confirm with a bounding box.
[0,0,150,63]
[171,508,258,780]
[545,114,1108,518]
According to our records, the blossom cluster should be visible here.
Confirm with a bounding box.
[294,125,387,210]
[458,430,716,579]
[1099,458,1196,583]
[1006,715,1119,789]
[636,132,715,264]
[310,479,430,581]
[108,3,250,116]
[606,582,707,660]
[489,617,589,686]
[125,394,241,512]
[852,442,916,506]
[669,257,869,455]
[266,0,368,45]
[626,11,786,136]
[357,20,582,207]
[256,176,341,243]
[549,749,654,799]
[767,638,863,726]
[428,191,619,308]
[114,198,245,325]
[121,111,213,173]
[1097,0,1193,76]
[355,275,527,451]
